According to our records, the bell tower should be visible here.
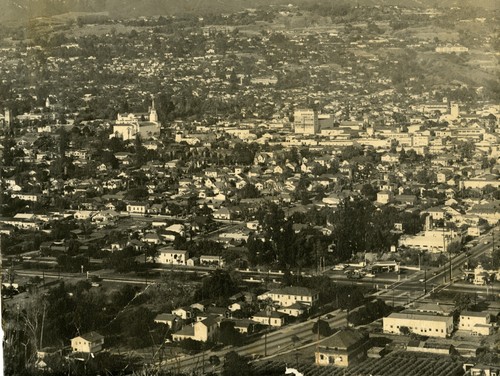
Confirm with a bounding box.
[149,97,158,123]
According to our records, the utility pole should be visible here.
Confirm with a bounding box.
[424,269,427,295]
[449,234,452,283]
[346,294,350,327]
[264,329,267,357]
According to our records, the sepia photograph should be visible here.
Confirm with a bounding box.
[0,0,498,375]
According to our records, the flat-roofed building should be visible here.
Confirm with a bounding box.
[383,312,454,338]
[294,109,319,135]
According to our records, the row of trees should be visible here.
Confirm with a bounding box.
[246,198,425,270]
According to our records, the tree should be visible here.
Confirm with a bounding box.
[447,241,462,254]
[218,321,244,346]
[237,184,260,199]
[360,183,377,201]
[179,338,202,352]
[332,198,375,261]
[399,326,411,336]
[209,355,221,367]
[195,269,238,303]
[454,293,472,312]
[293,174,312,204]
[493,248,500,269]
[312,319,331,338]
[2,135,16,166]
[223,351,254,376]
[121,306,156,348]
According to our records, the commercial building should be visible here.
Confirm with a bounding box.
[294,109,319,135]
[383,312,454,338]
[258,286,319,307]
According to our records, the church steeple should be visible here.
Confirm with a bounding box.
[149,97,158,123]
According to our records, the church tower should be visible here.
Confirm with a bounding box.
[149,97,158,123]
[4,108,11,127]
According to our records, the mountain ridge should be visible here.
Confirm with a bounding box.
[0,0,497,24]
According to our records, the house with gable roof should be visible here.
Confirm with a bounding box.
[71,332,104,353]
[315,329,369,367]
[172,315,220,342]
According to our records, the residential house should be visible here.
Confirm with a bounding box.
[71,332,104,353]
[228,301,248,312]
[377,190,394,204]
[232,319,258,334]
[200,255,224,267]
[277,302,309,317]
[74,210,96,220]
[126,202,149,215]
[251,311,286,327]
[154,313,182,332]
[172,307,193,320]
[143,232,161,245]
[315,329,369,367]
[172,316,219,342]
[91,209,120,223]
[158,249,188,265]
[394,194,418,206]
[460,311,492,336]
[197,307,230,321]
[213,207,231,220]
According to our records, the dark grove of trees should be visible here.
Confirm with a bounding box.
[2,281,169,375]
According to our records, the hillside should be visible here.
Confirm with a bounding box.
[1,0,497,24]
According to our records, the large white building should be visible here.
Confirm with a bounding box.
[112,98,160,141]
[294,109,319,135]
[258,286,319,307]
[398,228,461,253]
[435,45,469,53]
[383,312,454,338]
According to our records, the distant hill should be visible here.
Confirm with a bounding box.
[1,0,497,24]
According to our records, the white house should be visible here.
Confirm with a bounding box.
[459,311,492,335]
[154,313,182,332]
[252,311,287,327]
[126,203,149,215]
[172,316,219,342]
[73,210,96,220]
[171,307,193,320]
[277,302,309,317]
[377,190,394,204]
[200,255,224,267]
[71,332,104,353]
[213,207,231,220]
[158,249,188,265]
